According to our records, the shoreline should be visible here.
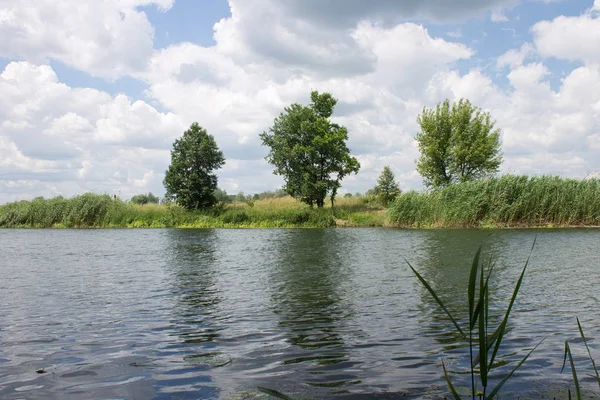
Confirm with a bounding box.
[3,221,600,229]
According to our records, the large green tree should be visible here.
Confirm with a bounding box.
[373,166,401,207]
[260,91,360,208]
[416,98,503,188]
[163,122,225,209]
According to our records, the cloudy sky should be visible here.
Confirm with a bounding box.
[1,0,599,203]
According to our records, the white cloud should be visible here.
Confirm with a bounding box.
[0,0,172,79]
[532,5,600,64]
[491,8,509,22]
[0,62,182,201]
[497,43,535,68]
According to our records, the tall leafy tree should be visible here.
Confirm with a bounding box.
[373,166,401,206]
[416,98,503,188]
[164,123,225,209]
[260,91,360,208]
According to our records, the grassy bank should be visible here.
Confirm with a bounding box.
[0,193,385,228]
[389,175,600,228]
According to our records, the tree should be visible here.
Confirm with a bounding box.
[260,91,360,208]
[163,122,225,209]
[373,166,401,206]
[416,98,503,189]
[130,192,160,205]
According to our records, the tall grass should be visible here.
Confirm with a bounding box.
[0,193,383,228]
[389,175,600,228]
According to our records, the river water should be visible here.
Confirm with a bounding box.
[1,228,599,399]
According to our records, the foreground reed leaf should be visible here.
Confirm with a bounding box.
[442,359,462,400]
[576,317,600,389]
[257,386,296,400]
[468,245,483,330]
[486,337,545,399]
[406,260,467,340]
[488,236,537,370]
[478,257,488,390]
[561,341,582,400]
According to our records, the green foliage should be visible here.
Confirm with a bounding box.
[260,91,360,208]
[373,166,401,207]
[0,193,127,228]
[163,122,225,210]
[389,175,600,227]
[407,239,543,399]
[130,192,160,205]
[0,194,342,228]
[416,99,503,188]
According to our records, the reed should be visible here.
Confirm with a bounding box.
[562,317,600,399]
[0,193,383,228]
[407,237,543,399]
[389,175,600,228]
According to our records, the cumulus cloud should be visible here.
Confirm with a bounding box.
[0,62,182,201]
[0,0,173,79]
[532,3,600,64]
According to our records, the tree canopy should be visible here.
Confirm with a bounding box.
[130,192,159,205]
[260,91,360,208]
[416,98,503,189]
[163,122,225,209]
[373,166,401,206]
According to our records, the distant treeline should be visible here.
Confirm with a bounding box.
[389,175,600,228]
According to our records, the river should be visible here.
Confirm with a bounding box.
[1,228,599,399]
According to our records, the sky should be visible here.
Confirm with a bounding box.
[1,0,599,203]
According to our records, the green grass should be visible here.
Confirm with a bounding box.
[0,194,385,228]
[389,175,600,228]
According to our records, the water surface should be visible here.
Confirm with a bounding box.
[1,228,599,399]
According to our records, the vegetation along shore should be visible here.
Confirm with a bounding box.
[2,174,600,229]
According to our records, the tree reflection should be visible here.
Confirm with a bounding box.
[267,229,359,389]
[165,229,224,345]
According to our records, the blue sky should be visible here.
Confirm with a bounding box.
[1,0,599,202]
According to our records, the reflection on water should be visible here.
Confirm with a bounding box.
[167,229,223,345]
[268,230,359,392]
[1,228,599,399]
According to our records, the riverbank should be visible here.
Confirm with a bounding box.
[389,175,600,228]
[0,193,386,228]
[3,175,600,229]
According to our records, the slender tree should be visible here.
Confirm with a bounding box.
[163,123,225,209]
[416,98,503,188]
[373,166,401,206]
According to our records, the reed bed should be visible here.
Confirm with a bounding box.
[0,194,383,228]
[389,175,600,228]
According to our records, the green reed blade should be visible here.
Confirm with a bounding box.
[561,341,582,400]
[478,258,488,389]
[407,260,467,340]
[257,386,296,400]
[471,266,494,369]
[468,245,483,330]
[486,337,545,399]
[442,359,462,400]
[576,317,600,389]
[488,236,537,369]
